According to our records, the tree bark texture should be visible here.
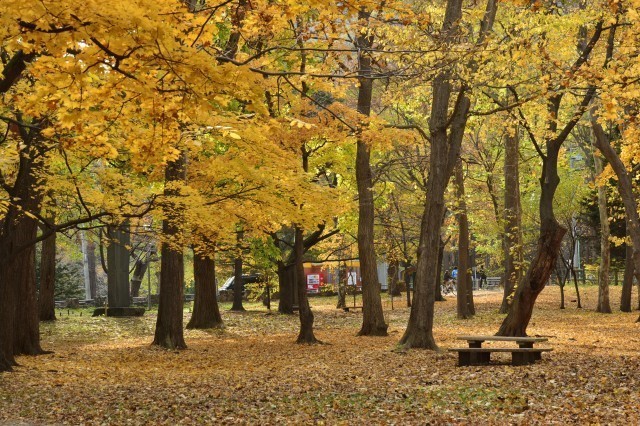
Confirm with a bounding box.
[277,261,296,314]
[501,128,523,313]
[153,152,187,350]
[0,51,45,370]
[231,230,245,312]
[107,223,131,308]
[187,249,223,329]
[355,8,387,336]
[455,161,474,318]
[39,226,57,322]
[295,227,318,343]
[621,242,633,312]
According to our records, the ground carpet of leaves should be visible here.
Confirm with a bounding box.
[1,285,639,425]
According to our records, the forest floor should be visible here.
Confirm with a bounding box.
[1,285,640,425]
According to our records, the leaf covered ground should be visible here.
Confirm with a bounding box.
[1,286,640,425]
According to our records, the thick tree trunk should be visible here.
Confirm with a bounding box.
[13,216,44,356]
[187,249,223,329]
[0,244,16,370]
[501,128,523,313]
[621,242,633,312]
[455,161,474,318]
[39,226,57,322]
[231,230,245,312]
[355,9,387,337]
[107,223,131,308]
[295,227,318,343]
[277,261,295,314]
[498,146,566,336]
[153,152,187,350]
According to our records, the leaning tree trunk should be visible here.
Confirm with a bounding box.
[455,161,474,318]
[39,224,57,322]
[497,145,566,336]
[355,8,387,336]
[501,126,523,313]
[153,152,187,350]
[231,229,245,312]
[295,227,318,343]
[591,113,640,319]
[187,248,223,329]
[130,255,149,298]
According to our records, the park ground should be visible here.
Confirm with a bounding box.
[1,286,640,425]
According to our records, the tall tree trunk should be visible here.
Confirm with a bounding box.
[187,248,223,329]
[591,113,640,319]
[153,152,187,350]
[589,121,612,313]
[497,146,567,336]
[231,229,245,312]
[295,227,318,343]
[355,8,387,336]
[455,161,474,318]
[39,224,57,322]
[621,242,633,312]
[399,0,494,349]
[501,127,523,313]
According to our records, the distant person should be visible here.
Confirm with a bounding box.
[479,267,487,289]
[451,267,458,281]
[444,269,452,283]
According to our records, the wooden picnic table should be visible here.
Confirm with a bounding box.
[449,335,552,366]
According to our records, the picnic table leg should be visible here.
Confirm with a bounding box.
[512,352,531,366]
[518,342,541,361]
[458,351,471,367]
[468,341,490,364]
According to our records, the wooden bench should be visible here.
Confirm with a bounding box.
[343,305,362,312]
[449,335,552,366]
